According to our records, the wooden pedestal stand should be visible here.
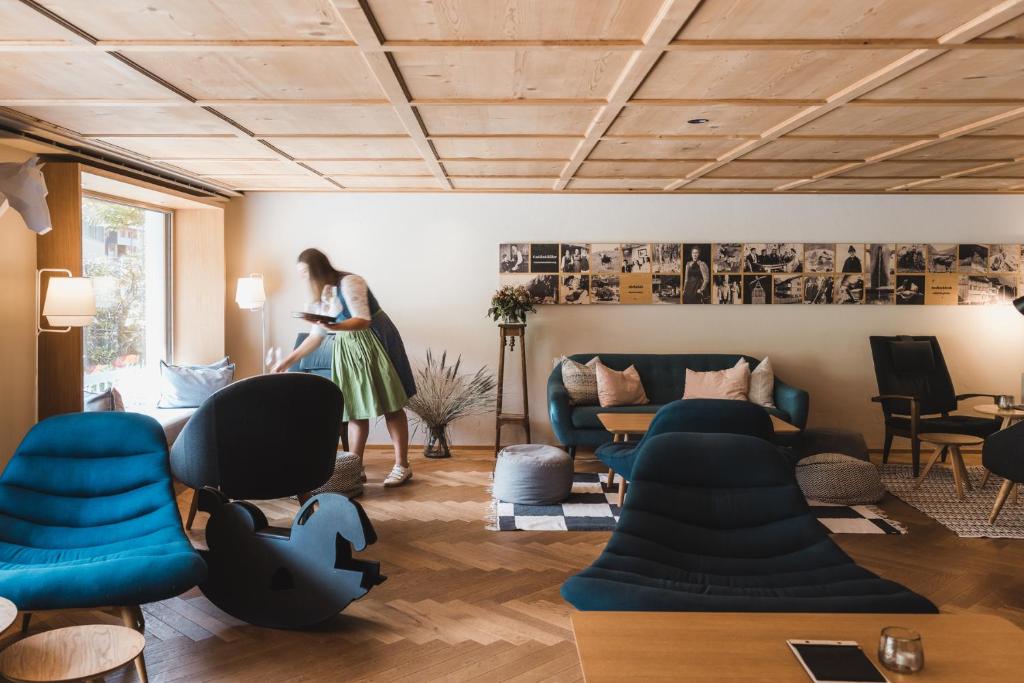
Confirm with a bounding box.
[494,323,531,455]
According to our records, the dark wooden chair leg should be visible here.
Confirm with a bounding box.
[340,419,350,452]
[882,430,893,464]
[567,445,576,460]
[119,605,148,683]
[20,612,31,634]
[185,489,199,530]
[911,438,921,477]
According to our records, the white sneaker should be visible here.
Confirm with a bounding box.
[383,465,412,487]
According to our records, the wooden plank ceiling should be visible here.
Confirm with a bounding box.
[2,0,1024,193]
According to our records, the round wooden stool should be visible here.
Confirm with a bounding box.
[0,625,145,683]
[0,596,16,634]
[915,432,983,500]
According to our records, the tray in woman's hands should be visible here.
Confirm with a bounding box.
[293,311,336,324]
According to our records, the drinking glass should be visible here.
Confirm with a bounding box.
[998,395,1013,410]
[878,626,924,673]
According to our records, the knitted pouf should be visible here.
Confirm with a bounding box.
[494,444,573,505]
[309,451,363,498]
[795,453,884,504]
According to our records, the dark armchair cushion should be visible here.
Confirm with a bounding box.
[983,421,1024,481]
[889,341,936,374]
[887,414,999,439]
[869,336,957,416]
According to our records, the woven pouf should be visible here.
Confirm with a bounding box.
[494,444,573,505]
[795,453,884,504]
[309,451,363,498]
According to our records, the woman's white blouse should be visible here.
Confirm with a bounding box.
[309,275,372,337]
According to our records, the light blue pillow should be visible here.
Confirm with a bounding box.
[158,357,235,408]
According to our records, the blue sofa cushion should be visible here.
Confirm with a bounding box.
[562,433,937,614]
[0,412,206,611]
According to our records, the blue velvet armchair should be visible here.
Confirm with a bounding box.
[548,353,809,455]
[0,412,207,680]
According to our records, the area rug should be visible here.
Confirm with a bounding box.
[881,464,1024,539]
[488,472,905,534]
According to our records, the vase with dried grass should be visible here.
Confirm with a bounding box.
[407,350,497,458]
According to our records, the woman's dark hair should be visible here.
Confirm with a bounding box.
[297,248,344,300]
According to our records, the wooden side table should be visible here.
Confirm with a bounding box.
[0,624,146,683]
[494,323,531,455]
[915,432,983,499]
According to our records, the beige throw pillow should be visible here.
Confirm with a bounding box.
[596,363,649,408]
[682,358,750,401]
[561,356,601,405]
[748,356,776,408]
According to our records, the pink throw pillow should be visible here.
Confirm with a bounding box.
[596,363,650,407]
[682,359,751,401]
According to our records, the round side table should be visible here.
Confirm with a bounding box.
[974,403,1024,430]
[0,624,145,683]
[0,596,15,634]
[915,432,983,500]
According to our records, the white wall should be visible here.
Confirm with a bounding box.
[225,192,1024,450]
[0,143,39,469]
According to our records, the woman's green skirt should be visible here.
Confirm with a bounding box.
[331,314,414,420]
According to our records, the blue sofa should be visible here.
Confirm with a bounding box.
[561,432,936,614]
[548,353,809,454]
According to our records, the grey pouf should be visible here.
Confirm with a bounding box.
[796,453,885,504]
[309,451,363,498]
[797,428,870,462]
[494,444,573,505]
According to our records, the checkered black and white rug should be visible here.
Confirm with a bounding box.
[488,472,905,535]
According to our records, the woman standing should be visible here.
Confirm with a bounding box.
[273,249,417,487]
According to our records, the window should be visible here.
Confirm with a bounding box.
[82,196,170,395]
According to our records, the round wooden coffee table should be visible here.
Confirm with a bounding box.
[974,403,1024,430]
[0,624,145,683]
[915,432,983,499]
[0,596,15,634]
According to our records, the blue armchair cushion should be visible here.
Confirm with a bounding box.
[595,399,774,480]
[562,433,937,614]
[0,412,206,611]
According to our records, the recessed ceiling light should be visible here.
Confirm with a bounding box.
[687,118,709,124]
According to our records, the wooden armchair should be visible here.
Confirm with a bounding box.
[869,336,1001,476]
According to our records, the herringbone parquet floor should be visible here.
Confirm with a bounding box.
[4,448,1024,682]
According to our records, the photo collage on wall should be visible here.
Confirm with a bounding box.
[497,243,1022,306]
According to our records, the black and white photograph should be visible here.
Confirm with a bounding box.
[958,274,1016,305]
[559,244,590,273]
[803,275,834,304]
[958,244,989,273]
[682,243,712,304]
[503,273,556,304]
[865,282,894,305]
[742,274,772,304]
[591,243,621,273]
[621,243,651,273]
[895,275,925,305]
[713,243,743,273]
[837,243,864,273]
[713,275,742,304]
[529,243,559,273]
[653,274,681,304]
[773,274,803,304]
[743,243,803,273]
[559,274,590,304]
[927,244,957,273]
[896,244,927,273]
[835,274,865,304]
[590,274,620,303]
[498,243,529,273]
[989,244,1020,273]
[804,243,835,273]
[652,243,682,273]
[866,244,895,291]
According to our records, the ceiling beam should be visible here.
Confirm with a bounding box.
[553,0,704,191]
[886,160,1022,191]
[328,0,451,189]
[664,0,1024,191]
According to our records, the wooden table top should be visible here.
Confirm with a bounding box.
[918,432,985,446]
[0,596,15,634]
[571,612,1024,682]
[0,625,145,683]
[597,410,800,435]
[974,403,1024,419]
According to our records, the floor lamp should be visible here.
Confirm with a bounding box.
[235,274,268,374]
[36,269,96,420]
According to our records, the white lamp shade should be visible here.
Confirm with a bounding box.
[42,277,96,327]
[235,274,267,309]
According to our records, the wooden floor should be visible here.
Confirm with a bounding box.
[4,447,1024,682]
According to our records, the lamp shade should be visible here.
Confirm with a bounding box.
[42,277,95,327]
[1014,295,1024,316]
[235,274,267,310]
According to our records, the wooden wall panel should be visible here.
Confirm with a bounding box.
[173,209,226,365]
[37,162,83,419]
